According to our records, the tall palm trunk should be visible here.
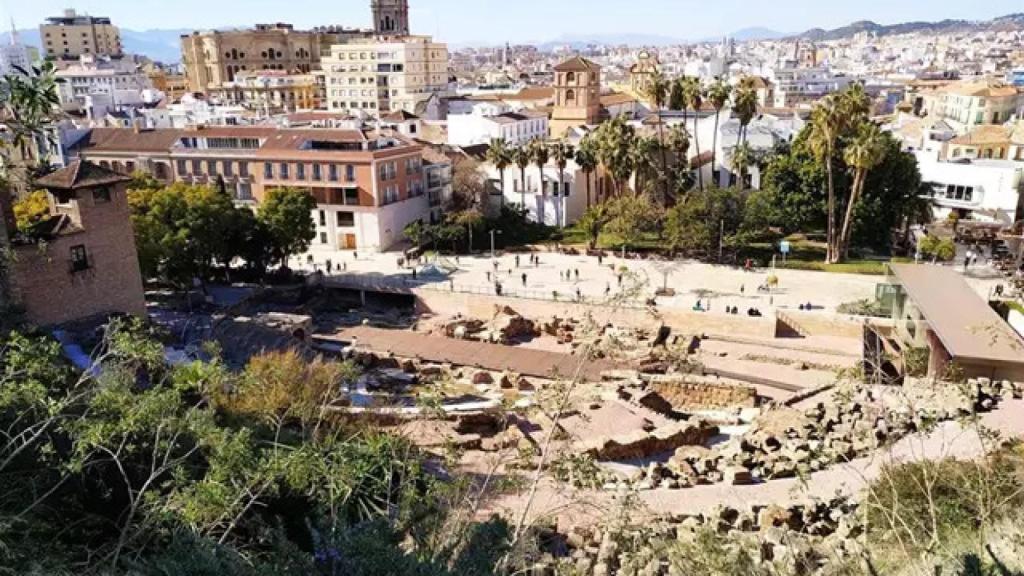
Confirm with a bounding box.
[519,166,526,209]
[537,165,546,225]
[825,143,836,264]
[711,110,720,188]
[657,118,669,206]
[498,167,506,207]
[839,170,866,261]
[693,112,704,192]
[585,170,592,209]
[557,168,565,227]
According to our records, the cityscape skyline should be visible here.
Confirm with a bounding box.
[1,0,1022,46]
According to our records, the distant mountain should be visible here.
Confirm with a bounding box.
[794,13,1024,41]
[540,33,686,49]
[0,27,188,64]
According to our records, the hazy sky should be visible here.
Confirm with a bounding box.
[1,0,1021,44]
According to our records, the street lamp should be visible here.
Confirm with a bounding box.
[490,229,503,259]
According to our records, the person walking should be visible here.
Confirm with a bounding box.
[326,259,333,274]
[574,269,579,281]
[515,255,520,268]
[521,273,527,287]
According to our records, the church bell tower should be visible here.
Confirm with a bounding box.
[372,0,410,36]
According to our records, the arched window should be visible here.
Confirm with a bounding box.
[566,71,576,83]
[565,89,576,104]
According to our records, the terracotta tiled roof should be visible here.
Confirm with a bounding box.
[937,80,1021,98]
[508,87,554,101]
[381,109,419,122]
[85,127,184,152]
[949,124,1012,146]
[35,160,130,191]
[554,55,601,73]
[600,92,638,106]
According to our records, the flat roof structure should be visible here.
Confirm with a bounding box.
[888,263,1024,368]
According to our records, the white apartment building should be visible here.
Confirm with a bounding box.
[447,101,548,147]
[323,35,449,116]
[141,93,250,129]
[769,66,851,108]
[55,55,153,107]
[915,151,1024,224]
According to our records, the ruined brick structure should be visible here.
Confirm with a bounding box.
[8,161,146,326]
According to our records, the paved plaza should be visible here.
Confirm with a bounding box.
[292,245,998,316]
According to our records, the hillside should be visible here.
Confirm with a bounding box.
[795,13,1024,41]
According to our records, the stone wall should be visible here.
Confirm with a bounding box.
[650,378,758,409]
[413,289,778,339]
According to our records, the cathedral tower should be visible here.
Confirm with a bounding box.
[372,0,410,36]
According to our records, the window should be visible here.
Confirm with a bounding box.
[566,72,576,83]
[345,165,356,182]
[344,188,360,206]
[69,245,89,273]
[176,159,187,174]
[279,163,290,179]
[320,232,328,244]
[336,211,354,227]
[191,160,201,174]
[383,185,398,205]
[264,162,273,178]
[329,165,339,182]
[297,163,306,180]
[239,163,249,177]
[224,162,234,177]
[313,164,322,180]
[237,183,253,201]
[92,187,111,203]
[565,89,576,103]
[207,160,217,175]
[318,210,326,226]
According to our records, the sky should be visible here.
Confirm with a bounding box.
[1,0,1022,45]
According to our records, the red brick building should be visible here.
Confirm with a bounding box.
[9,161,146,327]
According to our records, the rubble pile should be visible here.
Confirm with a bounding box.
[483,305,539,343]
[535,496,863,576]
[541,315,581,344]
[605,370,758,414]
[626,378,1022,490]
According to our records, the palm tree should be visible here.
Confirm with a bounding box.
[2,61,62,166]
[631,136,660,196]
[595,116,636,196]
[666,124,691,199]
[486,138,511,208]
[550,140,574,227]
[644,72,672,202]
[733,76,759,149]
[528,138,550,224]
[706,78,732,188]
[513,145,531,210]
[837,122,885,260]
[575,135,599,209]
[809,95,844,263]
[680,76,705,192]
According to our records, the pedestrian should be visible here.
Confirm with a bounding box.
[574,269,579,281]
[486,271,491,282]
[353,251,358,260]
[342,262,347,271]
[617,273,623,286]
[306,254,314,265]
[515,255,520,268]
[412,269,417,280]
[455,256,460,264]
[326,259,333,273]
[598,254,603,265]
[493,260,499,271]
[576,288,581,301]
[740,284,745,294]
[495,282,503,296]
[521,273,527,286]
[605,283,611,297]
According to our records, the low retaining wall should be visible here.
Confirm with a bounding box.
[413,289,777,340]
[777,310,867,339]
